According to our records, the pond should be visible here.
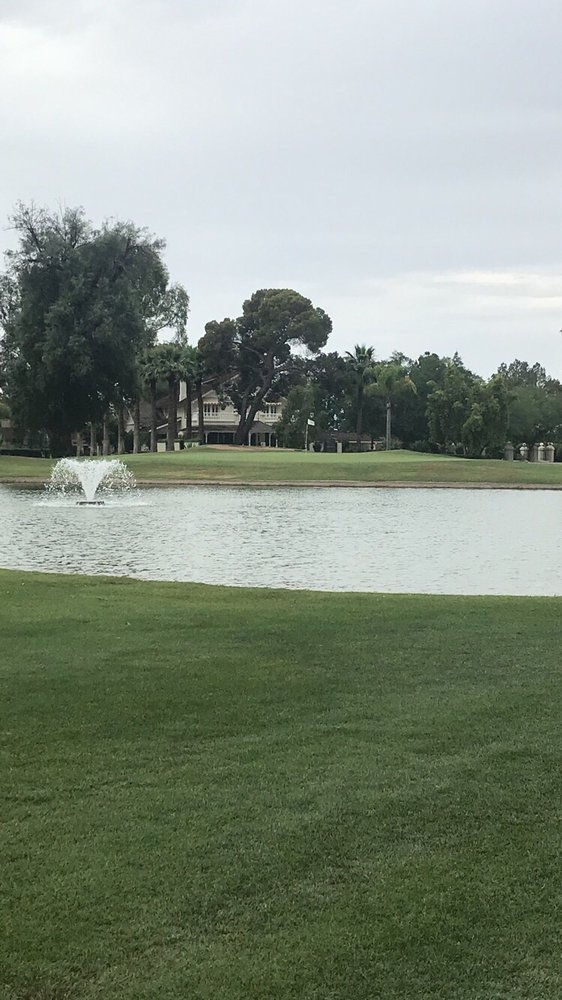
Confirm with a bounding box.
[1,484,560,595]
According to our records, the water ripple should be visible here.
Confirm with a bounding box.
[0,485,560,595]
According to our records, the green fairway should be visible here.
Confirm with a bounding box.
[1,446,562,486]
[1,570,560,999]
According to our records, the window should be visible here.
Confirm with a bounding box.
[263,404,278,417]
[203,403,219,416]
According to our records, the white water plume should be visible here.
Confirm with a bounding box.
[46,458,136,502]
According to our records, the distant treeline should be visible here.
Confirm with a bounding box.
[0,203,560,458]
[276,351,562,458]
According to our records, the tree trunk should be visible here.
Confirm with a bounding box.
[235,394,266,445]
[150,379,158,452]
[102,415,110,456]
[132,400,141,453]
[196,379,205,444]
[235,362,275,444]
[356,384,364,436]
[385,399,392,451]
[75,431,83,457]
[89,422,97,456]
[186,379,193,439]
[117,404,125,454]
[47,432,71,458]
[166,376,177,451]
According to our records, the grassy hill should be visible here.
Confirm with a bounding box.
[1,446,562,486]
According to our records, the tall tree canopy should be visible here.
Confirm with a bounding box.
[426,356,510,456]
[0,203,188,454]
[494,358,562,448]
[204,289,331,444]
[372,359,417,449]
[344,344,377,436]
[426,355,478,452]
[496,359,549,389]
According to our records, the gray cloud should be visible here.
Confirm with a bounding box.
[1,0,561,375]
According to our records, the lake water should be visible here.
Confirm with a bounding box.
[0,484,560,595]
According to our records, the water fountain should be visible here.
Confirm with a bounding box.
[46,458,136,505]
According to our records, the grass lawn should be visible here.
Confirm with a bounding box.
[1,570,561,999]
[1,447,562,486]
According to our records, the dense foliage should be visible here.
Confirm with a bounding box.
[1,204,561,457]
[0,204,188,454]
[276,350,562,456]
[201,289,332,443]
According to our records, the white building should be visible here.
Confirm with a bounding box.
[177,383,281,446]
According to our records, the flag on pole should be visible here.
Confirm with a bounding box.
[304,412,315,450]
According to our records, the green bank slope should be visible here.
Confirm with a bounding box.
[2,447,562,486]
[2,570,560,999]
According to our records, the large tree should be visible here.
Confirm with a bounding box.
[426,355,478,452]
[195,318,238,443]
[372,360,417,450]
[128,287,189,454]
[426,356,510,457]
[306,351,349,432]
[344,344,377,436]
[139,345,166,453]
[158,343,180,453]
[461,375,509,457]
[0,203,187,455]
[495,358,562,449]
[390,352,448,448]
[496,359,548,389]
[204,289,331,445]
[276,383,317,448]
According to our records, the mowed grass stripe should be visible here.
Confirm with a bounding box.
[1,571,561,999]
[2,447,562,486]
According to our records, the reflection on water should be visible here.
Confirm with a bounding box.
[0,484,561,595]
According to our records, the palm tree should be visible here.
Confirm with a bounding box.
[129,394,142,454]
[140,345,167,452]
[191,350,209,445]
[88,422,98,456]
[157,343,189,452]
[345,344,377,436]
[174,344,199,442]
[373,361,417,450]
[116,399,126,454]
[184,371,193,440]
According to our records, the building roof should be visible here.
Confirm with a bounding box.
[190,420,276,435]
[250,420,276,434]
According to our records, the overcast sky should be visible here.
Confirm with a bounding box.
[1,0,562,376]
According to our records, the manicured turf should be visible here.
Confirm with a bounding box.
[1,570,560,999]
[1,447,562,486]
